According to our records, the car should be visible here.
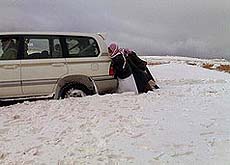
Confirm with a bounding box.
[0,32,117,100]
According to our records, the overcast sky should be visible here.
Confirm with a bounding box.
[0,0,229,59]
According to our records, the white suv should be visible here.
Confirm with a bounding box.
[0,32,117,99]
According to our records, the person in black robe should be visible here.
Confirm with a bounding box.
[108,43,138,94]
[121,48,160,92]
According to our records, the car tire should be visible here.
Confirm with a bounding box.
[59,83,90,99]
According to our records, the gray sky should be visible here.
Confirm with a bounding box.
[0,0,229,59]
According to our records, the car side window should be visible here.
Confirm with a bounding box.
[66,36,99,58]
[24,38,51,59]
[0,37,19,60]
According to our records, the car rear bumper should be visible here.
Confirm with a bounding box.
[92,75,118,94]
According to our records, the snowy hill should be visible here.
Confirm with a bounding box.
[0,57,230,164]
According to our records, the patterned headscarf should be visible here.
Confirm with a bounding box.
[108,43,121,58]
[108,43,127,69]
[119,48,133,56]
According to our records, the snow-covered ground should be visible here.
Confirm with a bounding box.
[0,57,230,165]
[143,55,230,70]
[143,55,230,65]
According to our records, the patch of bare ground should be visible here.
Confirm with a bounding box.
[147,62,170,65]
[216,65,230,73]
[202,63,230,73]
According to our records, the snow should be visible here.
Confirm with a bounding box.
[0,57,230,165]
[142,55,230,69]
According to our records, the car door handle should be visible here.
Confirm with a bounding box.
[3,65,18,69]
[51,63,65,67]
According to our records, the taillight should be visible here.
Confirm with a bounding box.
[109,65,115,76]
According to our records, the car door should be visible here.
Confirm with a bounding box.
[20,36,68,96]
[64,36,102,76]
[0,36,22,98]
[64,35,117,94]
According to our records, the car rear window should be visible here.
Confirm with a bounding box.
[65,36,99,58]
